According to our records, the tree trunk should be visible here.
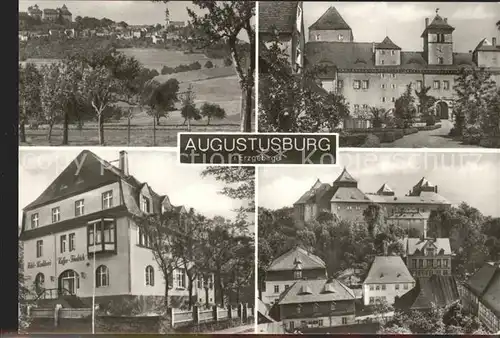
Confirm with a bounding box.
[98,114,104,145]
[153,115,156,146]
[187,278,193,310]
[164,277,170,309]
[156,115,161,126]
[62,110,69,145]
[47,124,53,141]
[240,83,253,132]
[236,287,240,304]
[182,118,187,126]
[20,120,26,143]
[207,117,210,126]
[187,118,191,132]
[127,116,131,146]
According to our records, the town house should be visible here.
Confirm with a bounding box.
[402,237,452,278]
[262,246,327,305]
[277,278,356,331]
[305,7,500,120]
[20,150,214,309]
[460,262,500,333]
[363,256,416,306]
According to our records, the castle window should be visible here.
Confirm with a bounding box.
[391,97,396,103]
[381,84,386,89]
[60,235,67,253]
[338,34,344,41]
[141,196,150,213]
[438,57,444,65]
[294,270,302,279]
[391,74,396,78]
[391,84,396,89]
[381,73,385,78]
[443,80,450,90]
[381,50,385,55]
[362,80,369,89]
[437,34,445,43]
[52,207,60,223]
[433,80,440,89]
[31,213,39,229]
[416,80,423,91]
[391,50,396,56]
[274,285,279,293]
[175,269,186,288]
[353,80,361,89]
[69,233,75,251]
[381,97,386,103]
[316,34,320,41]
[381,60,385,65]
[337,80,343,89]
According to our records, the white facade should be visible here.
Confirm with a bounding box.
[363,282,415,306]
[262,280,294,305]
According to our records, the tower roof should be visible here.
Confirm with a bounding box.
[377,183,394,195]
[376,36,401,50]
[334,167,357,184]
[414,177,435,189]
[309,6,351,31]
[421,13,455,37]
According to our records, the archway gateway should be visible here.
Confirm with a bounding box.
[435,101,449,120]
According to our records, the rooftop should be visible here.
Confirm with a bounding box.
[465,262,500,316]
[376,36,401,50]
[267,246,326,272]
[404,238,452,256]
[259,1,300,34]
[278,278,355,305]
[364,256,415,284]
[309,6,351,31]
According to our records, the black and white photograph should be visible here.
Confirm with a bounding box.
[18,148,255,334]
[258,2,500,149]
[19,1,255,147]
[257,151,500,334]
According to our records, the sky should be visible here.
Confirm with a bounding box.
[19,148,250,225]
[303,2,500,52]
[258,151,500,218]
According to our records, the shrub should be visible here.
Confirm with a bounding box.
[161,65,174,75]
[339,134,367,147]
[379,131,396,143]
[463,125,482,145]
[362,134,380,147]
[449,127,461,136]
[425,114,436,126]
[479,137,500,148]
[393,130,404,140]
[189,61,202,70]
[204,60,214,69]
[403,128,418,135]
[223,57,233,66]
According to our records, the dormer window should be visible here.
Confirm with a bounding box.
[338,34,344,41]
[141,196,150,213]
[296,304,302,314]
[31,213,39,229]
[313,303,319,313]
[52,207,60,223]
[294,270,302,279]
[330,301,336,311]
[316,34,321,41]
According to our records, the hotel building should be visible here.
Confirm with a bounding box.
[19,150,214,308]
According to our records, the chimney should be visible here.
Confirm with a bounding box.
[493,37,497,47]
[119,151,129,176]
[425,18,429,27]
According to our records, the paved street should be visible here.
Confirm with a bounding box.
[381,120,482,148]
[213,323,255,334]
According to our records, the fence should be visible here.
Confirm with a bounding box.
[171,303,253,328]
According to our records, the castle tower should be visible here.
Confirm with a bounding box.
[377,183,395,196]
[308,6,353,42]
[409,177,438,196]
[421,9,455,65]
[333,167,358,188]
[374,36,402,66]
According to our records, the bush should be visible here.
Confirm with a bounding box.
[339,134,367,147]
[189,61,202,70]
[379,131,396,143]
[425,114,436,126]
[403,128,418,135]
[161,66,174,75]
[463,125,482,145]
[204,60,214,69]
[393,130,404,140]
[449,126,461,136]
[223,57,233,66]
[361,134,380,147]
[479,137,500,148]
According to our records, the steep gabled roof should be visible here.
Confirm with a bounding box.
[334,167,357,184]
[259,1,299,34]
[294,179,331,205]
[465,263,498,297]
[413,177,435,190]
[364,256,415,284]
[395,275,459,311]
[421,14,455,37]
[474,38,500,52]
[377,183,394,195]
[376,36,401,50]
[309,6,351,31]
[267,246,326,272]
[278,278,355,305]
[405,238,452,255]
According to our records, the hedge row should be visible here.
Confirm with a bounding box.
[415,124,441,131]
[340,127,419,147]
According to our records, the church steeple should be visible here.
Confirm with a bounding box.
[421,9,455,65]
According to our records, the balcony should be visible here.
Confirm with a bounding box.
[87,218,117,255]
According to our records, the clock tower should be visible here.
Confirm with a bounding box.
[421,9,455,65]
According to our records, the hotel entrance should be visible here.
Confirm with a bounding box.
[58,270,79,295]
